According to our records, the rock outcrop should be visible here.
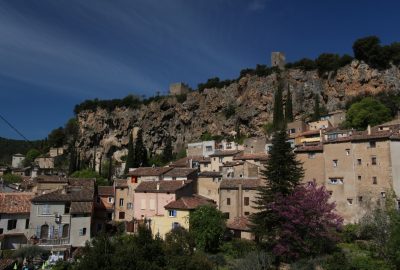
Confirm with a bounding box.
[76,60,400,160]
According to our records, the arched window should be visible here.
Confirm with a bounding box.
[40,224,49,239]
[62,224,69,238]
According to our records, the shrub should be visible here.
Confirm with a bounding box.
[223,104,236,119]
[175,93,187,103]
[220,239,257,259]
[2,173,22,184]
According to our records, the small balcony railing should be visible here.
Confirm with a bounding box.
[38,237,70,246]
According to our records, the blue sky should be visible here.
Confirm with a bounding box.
[0,0,399,140]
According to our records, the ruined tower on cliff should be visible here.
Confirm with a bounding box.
[271,52,286,70]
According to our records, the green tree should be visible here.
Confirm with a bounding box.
[2,173,22,184]
[47,127,65,148]
[315,53,341,76]
[133,129,149,167]
[352,36,389,69]
[124,132,135,174]
[189,205,226,253]
[312,94,321,121]
[23,148,41,167]
[344,97,391,130]
[251,128,304,244]
[162,137,173,164]
[70,169,109,186]
[273,78,285,130]
[285,86,293,122]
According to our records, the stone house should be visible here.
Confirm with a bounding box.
[219,178,261,239]
[243,137,268,154]
[163,168,198,182]
[308,120,332,131]
[133,180,194,220]
[0,193,34,250]
[151,196,214,238]
[320,110,346,127]
[197,171,222,205]
[35,155,55,169]
[94,186,114,233]
[287,120,307,139]
[209,150,243,172]
[186,141,215,157]
[198,157,211,172]
[294,130,322,145]
[28,179,95,256]
[11,154,25,169]
[114,179,133,222]
[128,167,173,184]
[169,82,190,96]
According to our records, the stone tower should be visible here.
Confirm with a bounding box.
[271,52,286,70]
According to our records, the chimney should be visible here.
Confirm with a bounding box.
[156,183,160,191]
[367,125,371,135]
[182,180,185,186]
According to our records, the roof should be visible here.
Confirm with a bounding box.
[70,201,93,214]
[375,118,400,127]
[164,196,215,210]
[220,178,261,190]
[36,175,69,183]
[31,186,94,203]
[164,168,197,177]
[0,192,34,214]
[114,179,128,188]
[169,156,206,167]
[227,217,251,231]
[209,150,243,157]
[98,186,114,196]
[128,167,172,176]
[223,161,245,167]
[198,171,222,178]
[197,157,211,163]
[323,130,399,144]
[12,153,24,157]
[233,153,268,161]
[135,180,192,193]
[295,144,324,153]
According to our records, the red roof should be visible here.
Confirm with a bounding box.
[135,180,192,193]
[0,192,34,214]
[98,186,114,196]
[164,196,215,210]
[227,217,251,231]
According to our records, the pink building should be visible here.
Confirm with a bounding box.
[133,180,194,220]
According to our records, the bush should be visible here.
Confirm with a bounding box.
[175,93,187,103]
[221,239,257,259]
[223,104,236,119]
[198,77,233,92]
[2,173,22,184]
[340,224,361,243]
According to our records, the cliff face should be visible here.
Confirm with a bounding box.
[76,60,400,160]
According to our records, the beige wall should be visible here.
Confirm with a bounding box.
[199,162,211,172]
[114,187,134,221]
[210,155,234,172]
[197,176,220,205]
[219,188,257,221]
[297,151,325,185]
[151,209,190,239]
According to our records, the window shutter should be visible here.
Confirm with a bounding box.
[36,225,40,237]
[141,199,146,210]
[79,229,83,236]
[149,199,155,210]
[58,224,63,238]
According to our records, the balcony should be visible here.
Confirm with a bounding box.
[38,237,70,246]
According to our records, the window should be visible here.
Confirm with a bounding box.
[172,222,180,229]
[219,157,223,163]
[358,196,363,202]
[369,141,376,148]
[308,153,315,159]
[79,228,87,236]
[62,224,69,238]
[329,178,343,185]
[357,159,362,165]
[204,163,208,168]
[328,191,333,196]
[328,134,338,140]
[108,197,113,203]
[7,219,17,230]
[373,176,378,185]
[206,146,213,152]
[65,203,70,214]
[119,212,125,219]
[0,228,3,235]
[244,197,249,206]
[289,128,296,134]
[41,204,50,215]
[244,211,250,216]
[168,210,177,217]
[358,175,362,181]
[96,197,101,203]
[381,192,386,198]
[226,142,232,149]
[333,159,338,167]
[227,198,231,205]
[347,199,353,205]
[346,149,350,155]
[371,156,377,165]
[25,219,29,229]
[40,224,49,239]
[119,198,124,207]
[140,199,146,210]
[149,199,155,210]
[127,203,133,209]
[223,212,230,219]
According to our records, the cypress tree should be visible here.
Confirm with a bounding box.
[312,94,321,121]
[162,137,173,164]
[133,129,149,167]
[124,132,135,174]
[273,78,285,130]
[285,86,293,122]
[250,128,304,243]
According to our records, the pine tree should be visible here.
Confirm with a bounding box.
[250,128,304,244]
[133,129,149,167]
[162,137,173,164]
[124,132,135,174]
[285,86,293,122]
[312,94,321,121]
[273,78,285,130]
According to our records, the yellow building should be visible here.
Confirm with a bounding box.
[151,196,214,238]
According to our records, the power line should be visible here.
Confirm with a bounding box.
[0,113,31,143]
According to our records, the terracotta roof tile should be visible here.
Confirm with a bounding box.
[71,201,93,214]
[31,186,94,203]
[98,186,114,196]
[0,192,34,214]
[227,217,251,231]
[198,171,222,177]
[135,180,192,193]
[164,196,215,210]
[209,150,243,157]
[220,178,261,190]
[114,179,128,188]
[169,156,206,167]
[233,153,268,161]
[164,168,198,177]
[128,167,173,176]
[295,144,324,152]
[223,161,245,167]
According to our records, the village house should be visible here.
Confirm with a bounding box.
[94,186,114,233]
[198,157,211,172]
[168,156,204,169]
[197,171,222,205]
[28,179,95,258]
[133,180,194,220]
[287,120,308,139]
[163,168,198,181]
[320,110,346,127]
[0,193,34,250]
[308,120,332,131]
[186,141,215,157]
[219,178,261,239]
[11,154,25,169]
[151,196,214,238]
[128,167,173,184]
[209,150,243,172]
[243,137,268,154]
[35,155,55,170]
[114,179,133,222]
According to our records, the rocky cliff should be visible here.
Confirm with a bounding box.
[76,60,400,161]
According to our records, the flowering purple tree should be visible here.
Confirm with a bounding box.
[270,181,343,261]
